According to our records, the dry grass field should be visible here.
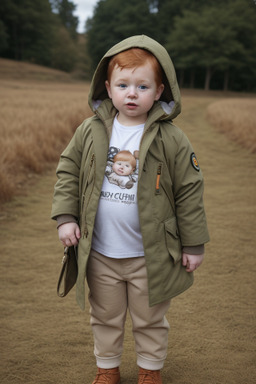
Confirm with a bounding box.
[0,60,256,384]
[207,98,256,153]
[0,58,92,202]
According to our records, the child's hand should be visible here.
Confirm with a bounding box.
[182,252,204,272]
[58,222,81,247]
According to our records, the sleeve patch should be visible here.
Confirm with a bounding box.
[190,152,200,172]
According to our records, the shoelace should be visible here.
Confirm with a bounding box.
[138,370,161,384]
[93,370,120,384]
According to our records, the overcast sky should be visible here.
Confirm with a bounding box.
[73,0,98,33]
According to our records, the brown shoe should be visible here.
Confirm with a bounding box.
[138,368,162,384]
[92,367,121,384]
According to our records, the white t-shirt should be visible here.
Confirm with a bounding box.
[92,116,145,258]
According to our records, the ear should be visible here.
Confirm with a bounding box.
[155,84,164,101]
[105,80,112,98]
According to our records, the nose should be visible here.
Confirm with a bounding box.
[127,86,137,98]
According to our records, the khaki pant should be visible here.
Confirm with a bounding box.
[87,249,171,370]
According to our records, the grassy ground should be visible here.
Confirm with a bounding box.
[0,62,256,383]
[207,97,256,153]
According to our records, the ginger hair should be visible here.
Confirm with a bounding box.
[107,48,163,86]
[113,150,136,170]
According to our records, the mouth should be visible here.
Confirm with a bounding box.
[126,103,138,109]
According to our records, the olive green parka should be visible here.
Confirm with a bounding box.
[51,35,209,310]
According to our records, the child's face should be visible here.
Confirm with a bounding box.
[105,62,164,126]
[113,160,133,176]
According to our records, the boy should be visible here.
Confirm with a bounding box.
[51,35,209,384]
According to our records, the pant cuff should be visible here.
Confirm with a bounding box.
[95,354,122,369]
[137,353,166,370]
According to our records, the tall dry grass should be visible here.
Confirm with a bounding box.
[0,75,92,203]
[207,98,256,153]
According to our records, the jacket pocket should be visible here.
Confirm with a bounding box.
[164,217,182,264]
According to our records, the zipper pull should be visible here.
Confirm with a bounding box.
[155,164,162,194]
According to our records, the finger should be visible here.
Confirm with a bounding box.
[70,234,79,246]
[185,261,195,272]
[187,264,197,272]
[63,238,72,247]
[61,240,69,247]
[182,254,188,266]
[71,238,79,246]
[75,226,81,240]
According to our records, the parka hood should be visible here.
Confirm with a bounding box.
[88,35,181,121]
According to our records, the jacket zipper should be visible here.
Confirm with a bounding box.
[155,163,162,194]
[81,154,95,238]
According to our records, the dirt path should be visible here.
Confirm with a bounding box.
[1,94,255,384]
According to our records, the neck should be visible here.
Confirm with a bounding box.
[116,113,147,126]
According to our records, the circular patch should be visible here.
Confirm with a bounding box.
[190,152,200,172]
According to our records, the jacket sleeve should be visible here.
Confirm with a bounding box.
[173,132,210,247]
[51,124,86,221]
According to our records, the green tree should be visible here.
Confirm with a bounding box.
[50,0,78,40]
[166,1,256,91]
[0,0,54,65]
[0,0,82,72]
[146,0,227,44]
[0,20,8,53]
[86,0,156,70]
[151,0,181,44]
[227,0,256,91]
[51,23,78,71]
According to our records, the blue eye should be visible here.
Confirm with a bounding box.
[119,84,127,88]
[139,85,148,90]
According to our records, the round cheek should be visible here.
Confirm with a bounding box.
[127,166,133,174]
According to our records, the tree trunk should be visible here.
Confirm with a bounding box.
[179,69,185,88]
[204,67,212,91]
[190,69,195,88]
[223,70,229,91]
